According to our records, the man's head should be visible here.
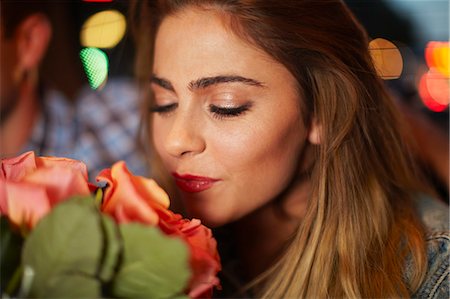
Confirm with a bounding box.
[0,1,52,123]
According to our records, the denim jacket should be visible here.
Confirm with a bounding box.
[411,195,449,298]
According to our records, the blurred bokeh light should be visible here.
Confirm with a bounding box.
[80,10,126,49]
[425,41,450,77]
[369,38,403,79]
[418,41,449,112]
[80,48,109,90]
[419,71,449,112]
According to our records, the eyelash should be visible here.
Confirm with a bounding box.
[209,104,251,119]
[150,103,251,119]
[150,103,177,114]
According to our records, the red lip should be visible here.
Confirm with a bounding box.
[172,173,220,193]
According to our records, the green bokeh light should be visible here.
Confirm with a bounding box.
[80,48,109,90]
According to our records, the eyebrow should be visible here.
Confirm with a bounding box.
[150,76,175,92]
[188,75,265,90]
[150,74,265,92]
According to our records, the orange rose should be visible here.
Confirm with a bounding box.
[0,151,91,230]
[96,161,221,298]
[176,219,221,298]
[157,215,221,297]
[97,161,170,224]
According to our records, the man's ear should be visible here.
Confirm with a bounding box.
[15,13,52,71]
[308,117,321,145]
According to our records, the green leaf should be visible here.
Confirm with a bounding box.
[33,273,101,298]
[94,188,103,208]
[0,216,23,295]
[97,214,121,282]
[112,224,191,299]
[22,196,103,298]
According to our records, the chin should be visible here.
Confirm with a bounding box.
[185,206,231,228]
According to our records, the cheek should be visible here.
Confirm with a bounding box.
[151,118,169,162]
[203,123,305,225]
[211,112,305,198]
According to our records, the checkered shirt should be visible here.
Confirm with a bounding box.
[23,78,149,180]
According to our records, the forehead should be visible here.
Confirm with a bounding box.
[153,7,293,87]
[154,8,256,68]
[156,7,237,49]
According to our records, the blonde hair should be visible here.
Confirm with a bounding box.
[130,0,427,297]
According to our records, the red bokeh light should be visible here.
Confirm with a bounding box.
[418,71,449,112]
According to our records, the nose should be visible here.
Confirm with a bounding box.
[164,108,206,158]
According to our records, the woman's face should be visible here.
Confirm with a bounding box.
[151,8,312,227]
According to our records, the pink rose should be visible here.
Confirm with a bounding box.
[96,162,221,298]
[0,151,91,230]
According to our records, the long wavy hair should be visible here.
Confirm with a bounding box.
[130,0,427,297]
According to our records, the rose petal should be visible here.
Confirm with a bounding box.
[161,217,221,298]
[188,276,220,299]
[1,151,37,181]
[36,156,89,180]
[0,180,8,214]
[23,167,90,205]
[185,225,221,298]
[132,176,170,209]
[110,162,170,209]
[0,153,90,230]
[97,162,160,225]
[3,181,51,229]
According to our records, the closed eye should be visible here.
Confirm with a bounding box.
[150,103,178,114]
[209,103,252,119]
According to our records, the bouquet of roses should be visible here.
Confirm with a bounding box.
[0,152,221,298]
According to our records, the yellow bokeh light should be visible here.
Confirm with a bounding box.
[80,10,126,49]
[369,38,403,80]
[426,41,449,77]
